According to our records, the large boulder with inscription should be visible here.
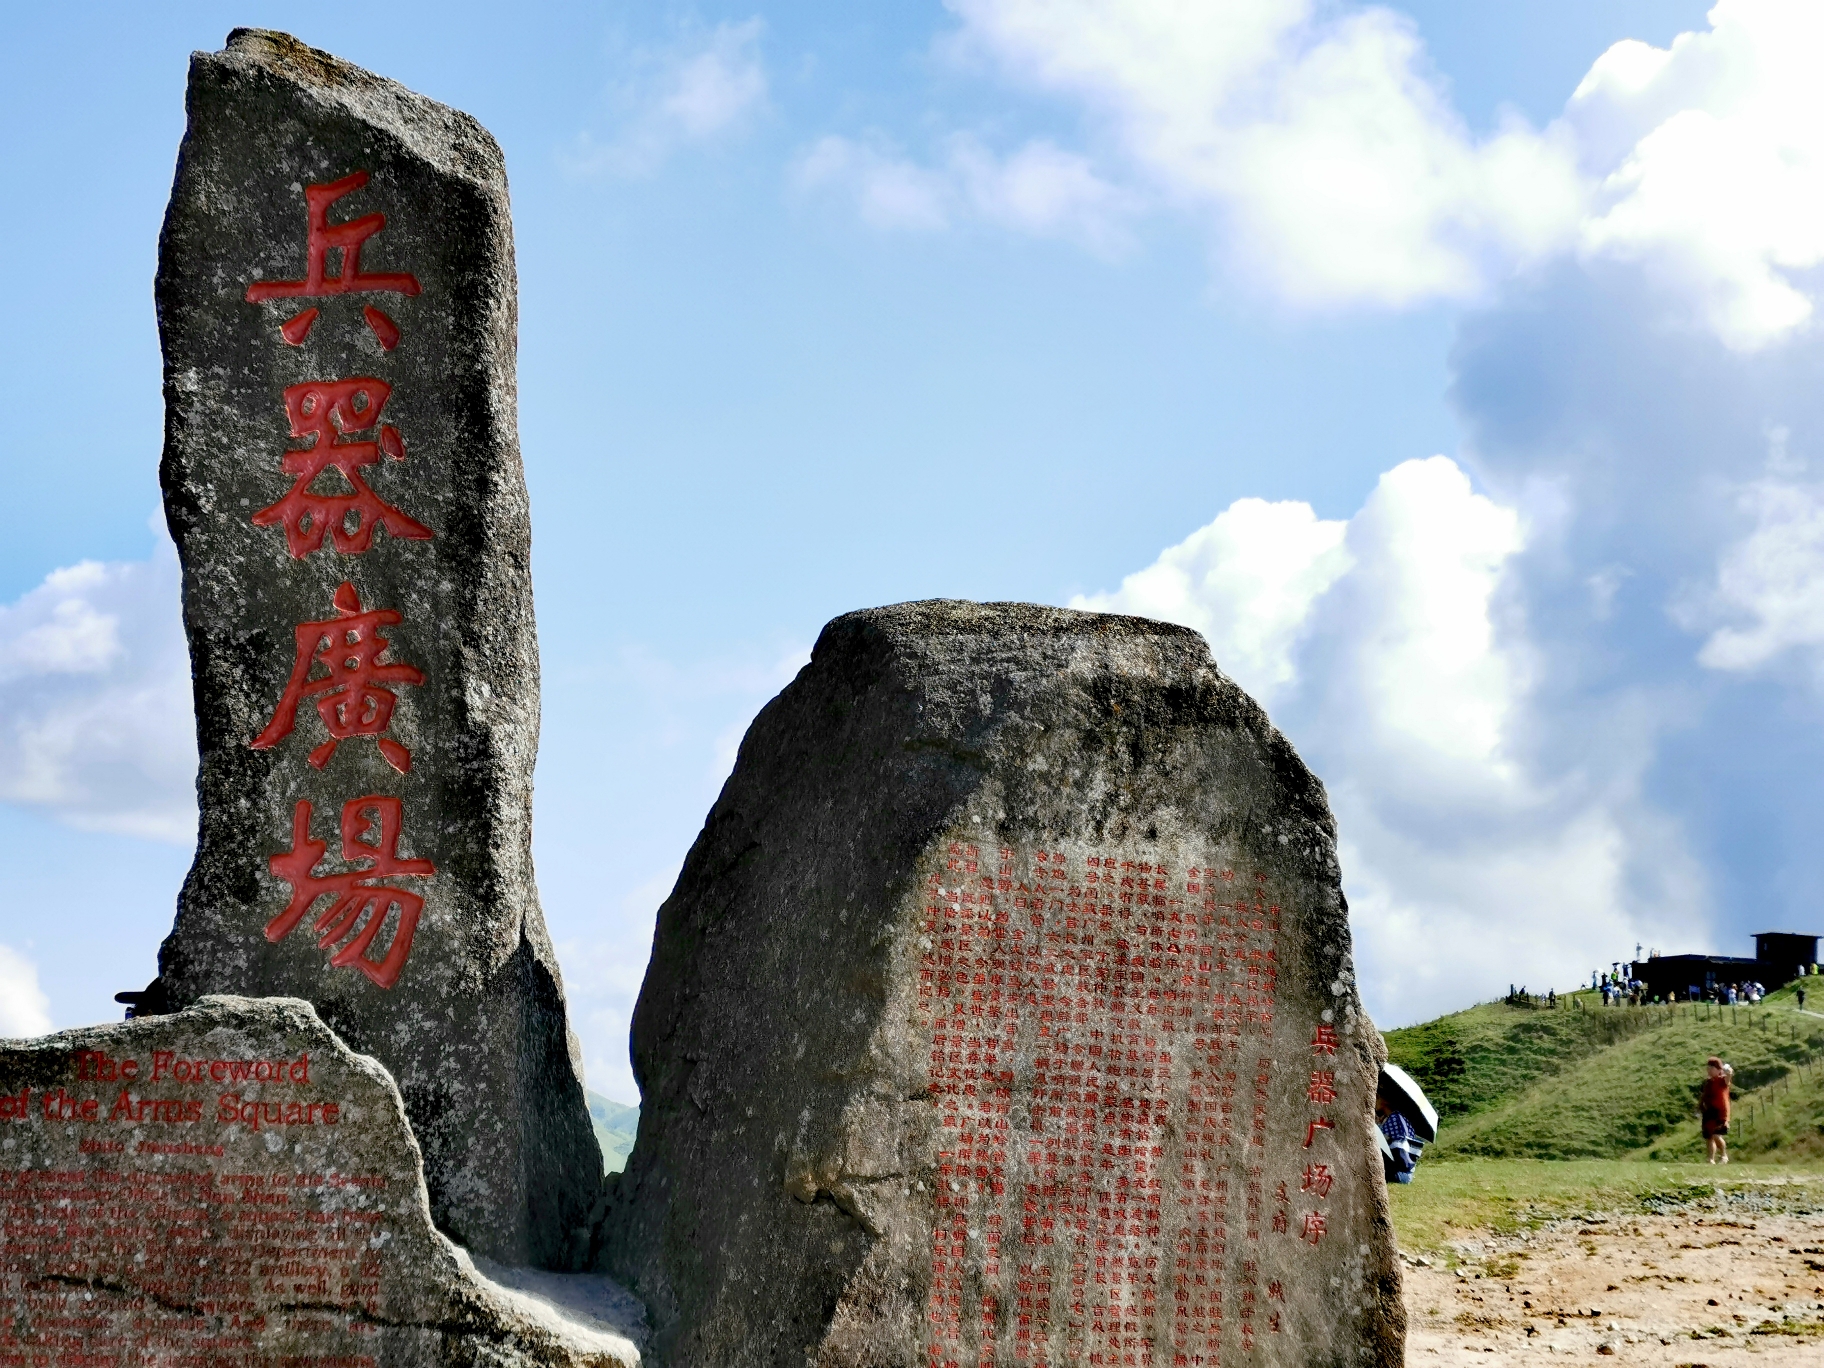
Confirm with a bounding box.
[597,600,1402,1368]
[146,28,599,1270]
[0,996,642,1367]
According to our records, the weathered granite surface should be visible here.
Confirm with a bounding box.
[0,996,641,1367]
[148,29,598,1268]
[597,600,1402,1368]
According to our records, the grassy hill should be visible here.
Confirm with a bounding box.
[1382,983,1824,1162]
[578,992,1823,1173]
[587,1089,639,1173]
[578,994,1821,1173]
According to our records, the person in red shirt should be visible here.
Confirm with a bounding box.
[1700,1056,1732,1164]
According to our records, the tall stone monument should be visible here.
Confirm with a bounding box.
[147,30,598,1268]
[598,602,1403,1367]
[1,996,642,1366]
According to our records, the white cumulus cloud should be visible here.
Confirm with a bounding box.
[1072,496,1349,706]
[1319,458,1525,776]
[0,944,53,1038]
[947,0,1583,306]
[1570,0,1824,348]
[659,19,768,139]
[570,18,769,176]
[796,133,1131,248]
[805,0,1824,348]
[0,540,196,843]
[795,137,955,233]
[1687,470,1824,674]
[1075,456,1703,1025]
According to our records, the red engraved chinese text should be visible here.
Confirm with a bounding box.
[254,377,433,556]
[915,847,1294,1365]
[267,795,434,989]
[246,170,420,348]
[252,581,423,773]
[1307,1069,1337,1104]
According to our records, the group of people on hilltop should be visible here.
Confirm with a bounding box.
[1585,972,1786,1007]
[1684,981,1766,1004]
[1594,970,1646,1005]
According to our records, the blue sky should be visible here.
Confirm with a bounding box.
[10,1,1823,1103]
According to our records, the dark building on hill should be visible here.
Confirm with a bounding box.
[1755,932,1821,985]
[1634,931,1818,1000]
[1636,954,1757,1001]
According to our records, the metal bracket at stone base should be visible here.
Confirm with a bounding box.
[0,995,644,1368]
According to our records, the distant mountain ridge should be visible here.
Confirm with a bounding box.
[587,1089,639,1173]
[1381,983,1824,1161]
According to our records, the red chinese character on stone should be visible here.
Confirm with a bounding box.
[267,795,435,989]
[1300,1164,1333,1198]
[1270,1208,1288,1234]
[246,171,421,347]
[1302,1118,1334,1148]
[1300,1210,1327,1246]
[254,377,433,556]
[1307,1069,1337,1103]
[252,581,423,773]
[1310,1024,1339,1056]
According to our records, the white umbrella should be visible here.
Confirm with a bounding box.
[1379,1062,1439,1142]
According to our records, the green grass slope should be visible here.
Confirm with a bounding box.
[1645,1025,1824,1163]
[1383,1158,1824,1256]
[1383,985,1824,1162]
[587,1088,639,1174]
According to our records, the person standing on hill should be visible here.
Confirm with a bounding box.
[1700,1056,1731,1164]
[1799,983,1807,1011]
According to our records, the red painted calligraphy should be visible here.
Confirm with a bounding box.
[235,170,437,991]
[916,846,1293,1367]
[266,796,434,989]
[253,377,433,556]
[1291,1017,1340,1266]
[252,581,422,773]
[246,170,421,347]
[1,1166,388,1364]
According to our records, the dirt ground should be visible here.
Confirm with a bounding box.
[1402,1203,1824,1365]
